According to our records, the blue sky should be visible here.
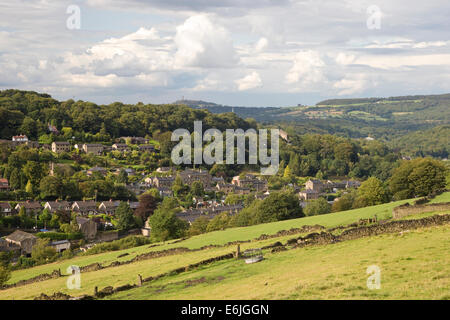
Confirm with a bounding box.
[1,0,450,106]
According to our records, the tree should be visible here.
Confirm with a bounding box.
[283,165,293,179]
[331,191,356,212]
[134,193,157,221]
[304,198,331,216]
[39,176,62,200]
[172,174,188,197]
[354,177,389,208]
[188,216,210,236]
[252,191,303,224]
[191,181,204,197]
[117,169,128,184]
[148,209,188,242]
[9,168,21,190]
[0,266,11,287]
[39,209,52,229]
[31,238,58,264]
[25,180,33,194]
[389,158,447,200]
[224,194,244,205]
[206,212,231,232]
[116,202,136,231]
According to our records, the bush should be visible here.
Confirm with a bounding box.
[304,198,331,216]
[36,232,83,241]
[84,236,152,255]
[0,266,11,286]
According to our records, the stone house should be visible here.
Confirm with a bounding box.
[156,167,174,173]
[298,189,320,201]
[44,200,71,213]
[82,143,104,155]
[179,169,212,186]
[15,201,42,215]
[152,176,175,188]
[216,183,235,193]
[5,230,37,256]
[49,240,71,253]
[12,135,28,142]
[0,202,13,216]
[87,166,107,177]
[51,141,71,153]
[235,186,251,195]
[98,200,121,215]
[157,187,173,198]
[112,143,130,152]
[138,144,155,152]
[0,178,9,191]
[76,216,98,240]
[119,136,149,145]
[305,179,324,193]
[72,201,97,215]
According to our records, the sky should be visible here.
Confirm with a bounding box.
[1,0,450,106]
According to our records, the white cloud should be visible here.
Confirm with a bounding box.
[333,74,369,96]
[355,54,450,69]
[285,50,326,85]
[235,72,263,91]
[174,15,237,68]
[255,37,269,52]
[335,52,356,65]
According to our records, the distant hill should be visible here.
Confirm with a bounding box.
[173,99,279,121]
[173,94,450,157]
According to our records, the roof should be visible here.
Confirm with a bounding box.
[53,141,70,145]
[299,189,319,194]
[16,201,42,209]
[50,240,70,245]
[76,216,95,225]
[128,202,139,209]
[0,202,12,209]
[72,201,97,209]
[45,201,70,209]
[88,166,107,171]
[83,143,103,147]
[6,230,37,242]
[100,200,121,209]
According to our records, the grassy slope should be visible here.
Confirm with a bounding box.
[3,193,449,299]
[108,224,450,300]
[0,236,299,300]
[7,197,412,284]
[430,192,450,203]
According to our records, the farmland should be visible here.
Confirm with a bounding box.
[1,193,449,300]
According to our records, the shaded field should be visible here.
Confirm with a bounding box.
[6,197,414,285]
[108,224,450,300]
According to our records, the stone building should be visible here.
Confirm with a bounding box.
[51,141,71,153]
[82,143,104,155]
[76,216,98,240]
[5,230,37,256]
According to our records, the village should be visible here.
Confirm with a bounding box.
[0,133,364,259]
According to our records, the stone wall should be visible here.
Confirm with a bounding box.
[393,202,450,219]
[96,231,119,242]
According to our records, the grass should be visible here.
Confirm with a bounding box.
[0,236,295,300]
[2,193,448,299]
[107,224,450,300]
[5,196,415,285]
[430,192,450,204]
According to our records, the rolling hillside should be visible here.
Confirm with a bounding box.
[1,193,449,300]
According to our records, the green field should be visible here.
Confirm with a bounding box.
[108,224,450,300]
[1,193,448,300]
[6,197,412,285]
